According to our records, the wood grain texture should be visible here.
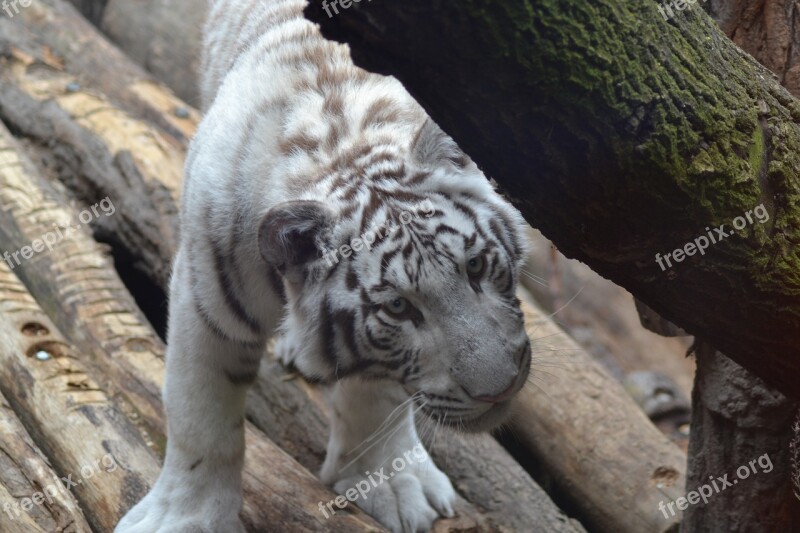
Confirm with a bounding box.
[511,290,687,533]
[0,260,159,532]
[0,391,93,532]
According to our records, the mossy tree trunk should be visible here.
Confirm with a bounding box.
[305,0,800,399]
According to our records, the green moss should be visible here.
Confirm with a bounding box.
[747,121,765,181]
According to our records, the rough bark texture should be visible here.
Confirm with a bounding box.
[683,342,800,531]
[0,32,186,290]
[0,391,93,532]
[305,0,800,399]
[0,262,159,532]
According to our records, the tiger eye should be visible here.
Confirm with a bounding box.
[384,297,409,317]
[466,256,485,277]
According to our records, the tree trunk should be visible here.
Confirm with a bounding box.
[304,0,800,399]
[683,342,800,530]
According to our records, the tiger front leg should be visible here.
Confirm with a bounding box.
[116,251,263,533]
[319,380,456,533]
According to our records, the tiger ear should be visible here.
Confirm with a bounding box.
[411,118,471,169]
[258,200,335,279]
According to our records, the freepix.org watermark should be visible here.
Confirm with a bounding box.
[3,453,118,520]
[2,0,33,18]
[318,442,429,519]
[655,203,769,272]
[321,0,371,19]
[2,196,115,271]
[323,199,435,267]
[656,0,708,21]
[658,453,773,518]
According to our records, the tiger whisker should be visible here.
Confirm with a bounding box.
[343,391,422,458]
[338,397,429,474]
[520,268,549,287]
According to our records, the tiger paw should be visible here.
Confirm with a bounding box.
[116,460,244,533]
[321,442,456,533]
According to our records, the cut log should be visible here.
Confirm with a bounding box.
[100,0,206,105]
[6,0,200,145]
[0,391,93,533]
[0,261,160,532]
[0,122,386,532]
[522,229,695,399]
[0,44,184,290]
[509,289,687,533]
[304,0,800,399]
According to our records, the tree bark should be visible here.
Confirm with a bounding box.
[0,391,93,532]
[0,33,185,290]
[304,0,800,399]
[0,262,160,533]
[683,342,800,531]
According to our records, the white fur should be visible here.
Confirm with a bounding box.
[117,2,529,532]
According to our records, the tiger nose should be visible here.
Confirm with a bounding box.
[470,377,518,403]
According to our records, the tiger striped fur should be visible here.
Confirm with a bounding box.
[116,1,531,532]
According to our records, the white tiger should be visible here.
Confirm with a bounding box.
[116,1,531,532]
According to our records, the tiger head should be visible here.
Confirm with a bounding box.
[259,120,530,431]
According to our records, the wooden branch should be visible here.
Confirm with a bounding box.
[0,123,384,532]
[4,0,200,145]
[522,229,695,400]
[0,45,184,289]
[304,0,800,398]
[511,291,687,533]
[0,391,93,532]
[0,262,160,532]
